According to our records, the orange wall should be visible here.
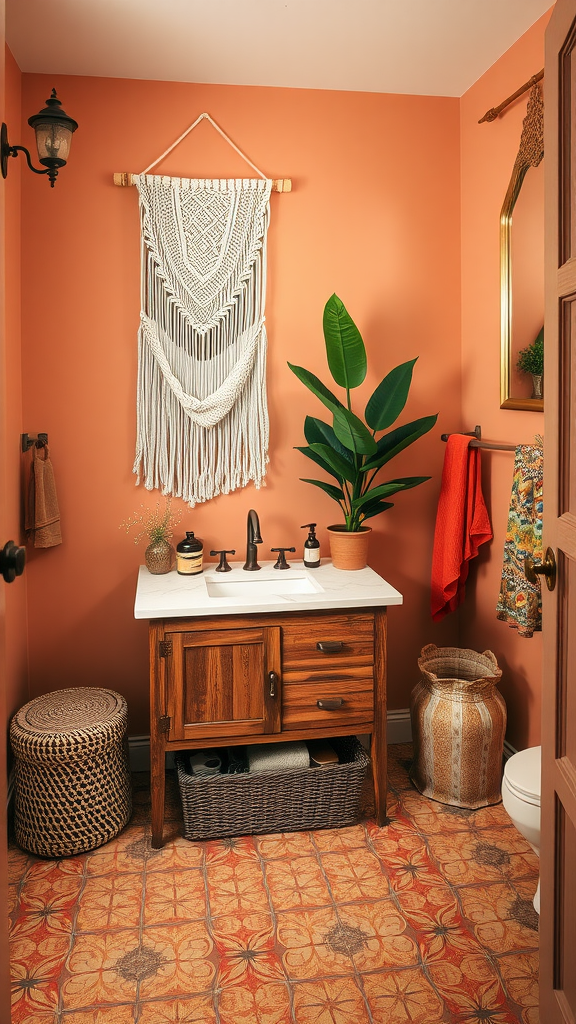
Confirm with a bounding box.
[460,10,551,749]
[19,75,462,732]
[4,46,28,721]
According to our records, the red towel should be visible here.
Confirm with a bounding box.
[431,434,492,621]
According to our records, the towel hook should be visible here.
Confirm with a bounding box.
[21,433,48,452]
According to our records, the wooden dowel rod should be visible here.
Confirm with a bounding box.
[478,68,544,124]
[113,172,291,193]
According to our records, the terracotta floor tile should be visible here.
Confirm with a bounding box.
[498,950,539,1018]
[11,928,71,977]
[138,994,217,1023]
[311,825,367,853]
[458,883,539,954]
[11,932,64,1019]
[8,883,19,919]
[8,844,32,884]
[265,856,331,911]
[426,827,538,886]
[400,789,512,835]
[146,836,205,872]
[218,980,292,1024]
[292,976,370,1023]
[321,849,389,903]
[362,966,445,1024]
[84,827,153,877]
[427,955,523,1022]
[76,872,143,932]
[373,837,447,896]
[138,922,215,999]
[256,831,318,860]
[61,1007,137,1023]
[213,911,285,988]
[338,900,418,972]
[62,929,142,1009]
[19,854,85,882]
[21,866,84,909]
[206,859,270,917]
[276,906,351,980]
[205,835,258,864]
[386,752,415,792]
[10,987,59,1024]
[144,868,206,925]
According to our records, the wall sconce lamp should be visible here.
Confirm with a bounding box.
[1,89,78,188]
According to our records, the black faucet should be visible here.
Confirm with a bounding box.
[243,509,262,571]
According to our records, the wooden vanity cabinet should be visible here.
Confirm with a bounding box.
[149,606,387,847]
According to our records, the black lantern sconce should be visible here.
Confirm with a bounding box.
[1,89,78,188]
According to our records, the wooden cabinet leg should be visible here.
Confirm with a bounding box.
[151,744,165,848]
[371,730,388,826]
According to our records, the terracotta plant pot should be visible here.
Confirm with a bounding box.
[327,526,372,570]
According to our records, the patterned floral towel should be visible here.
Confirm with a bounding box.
[496,441,543,637]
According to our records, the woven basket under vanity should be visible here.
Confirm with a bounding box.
[10,687,132,857]
[410,644,506,809]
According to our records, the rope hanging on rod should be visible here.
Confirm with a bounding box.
[113,111,291,192]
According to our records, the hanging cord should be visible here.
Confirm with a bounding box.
[142,112,267,179]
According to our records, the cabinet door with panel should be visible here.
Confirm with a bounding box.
[165,625,281,742]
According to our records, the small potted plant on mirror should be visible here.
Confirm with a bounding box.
[288,294,438,570]
[121,497,182,574]
[517,327,544,399]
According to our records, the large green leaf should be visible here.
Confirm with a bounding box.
[359,500,395,521]
[301,478,345,503]
[361,414,438,473]
[304,416,353,464]
[295,446,343,482]
[353,476,430,511]
[365,358,417,431]
[308,443,356,483]
[287,363,344,415]
[333,407,377,456]
[322,293,367,390]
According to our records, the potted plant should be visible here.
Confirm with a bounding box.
[517,327,544,399]
[288,294,438,570]
[121,497,182,574]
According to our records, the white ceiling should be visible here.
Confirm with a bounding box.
[6,0,552,98]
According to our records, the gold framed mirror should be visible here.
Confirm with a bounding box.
[500,82,544,411]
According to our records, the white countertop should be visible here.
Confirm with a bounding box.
[134,559,403,619]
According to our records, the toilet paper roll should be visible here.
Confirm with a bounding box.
[247,741,309,773]
[188,751,222,776]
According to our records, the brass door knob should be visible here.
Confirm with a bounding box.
[525,547,557,592]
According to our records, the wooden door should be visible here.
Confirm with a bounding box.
[166,625,281,741]
[542,4,576,1019]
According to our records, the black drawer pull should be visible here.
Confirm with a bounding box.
[317,698,344,710]
[316,641,344,653]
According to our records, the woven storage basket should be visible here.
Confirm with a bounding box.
[176,736,369,841]
[410,644,506,809]
[10,687,132,857]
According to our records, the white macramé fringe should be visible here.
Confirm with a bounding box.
[132,175,271,506]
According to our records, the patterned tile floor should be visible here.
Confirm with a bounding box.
[8,744,540,1023]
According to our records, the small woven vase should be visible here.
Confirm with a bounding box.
[145,537,174,574]
[410,644,506,809]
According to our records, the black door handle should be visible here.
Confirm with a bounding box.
[0,541,25,583]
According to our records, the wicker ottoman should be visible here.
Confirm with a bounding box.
[10,687,132,857]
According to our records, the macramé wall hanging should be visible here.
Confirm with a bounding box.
[114,113,291,506]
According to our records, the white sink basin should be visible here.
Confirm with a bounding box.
[205,574,324,599]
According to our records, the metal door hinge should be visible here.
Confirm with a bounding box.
[159,640,173,658]
[158,716,171,733]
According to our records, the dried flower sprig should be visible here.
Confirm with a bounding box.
[120,497,182,545]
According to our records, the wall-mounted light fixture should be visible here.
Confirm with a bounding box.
[1,89,78,188]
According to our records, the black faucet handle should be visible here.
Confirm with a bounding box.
[271,547,296,570]
[210,549,236,573]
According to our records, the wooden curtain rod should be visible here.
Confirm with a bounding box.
[113,172,291,192]
[478,69,544,124]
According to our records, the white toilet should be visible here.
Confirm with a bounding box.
[501,745,541,913]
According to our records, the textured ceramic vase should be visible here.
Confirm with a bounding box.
[327,526,371,570]
[145,537,174,574]
[410,644,507,809]
[530,373,543,399]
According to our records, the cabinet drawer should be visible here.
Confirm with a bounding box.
[282,614,374,682]
[282,678,374,731]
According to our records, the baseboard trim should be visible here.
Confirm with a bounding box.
[129,711,415,769]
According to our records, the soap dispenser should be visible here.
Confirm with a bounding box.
[176,531,203,576]
[301,523,320,568]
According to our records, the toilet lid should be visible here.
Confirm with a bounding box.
[504,745,541,801]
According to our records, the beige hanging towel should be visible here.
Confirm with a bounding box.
[25,445,62,548]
